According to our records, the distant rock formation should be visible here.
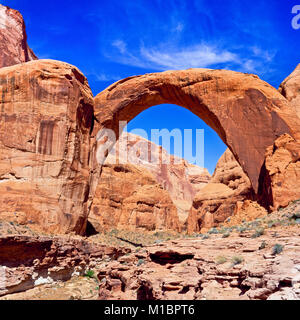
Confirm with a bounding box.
[88,163,181,233]
[0,4,37,68]
[88,132,210,232]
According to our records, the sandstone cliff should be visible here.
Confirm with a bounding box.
[88,163,181,233]
[0,60,95,235]
[0,4,37,68]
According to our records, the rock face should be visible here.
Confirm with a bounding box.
[187,149,255,233]
[0,235,130,296]
[0,59,95,235]
[97,228,300,300]
[88,162,181,233]
[93,132,210,229]
[0,4,37,68]
[258,134,300,211]
[279,64,300,119]
[111,132,210,202]
[94,69,300,198]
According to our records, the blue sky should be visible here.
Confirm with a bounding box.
[3,0,300,173]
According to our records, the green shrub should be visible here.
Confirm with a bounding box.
[84,269,95,279]
[215,256,227,265]
[201,234,210,239]
[231,256,244,266]
[237,226,247,233]
[272,244,283,255]
[259,240,267,250]
[208,228,219,234]
[137,259,145,267]
[251,228,265,238]
[222,232,230,238]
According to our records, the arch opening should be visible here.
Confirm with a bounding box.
[125,103,227,175]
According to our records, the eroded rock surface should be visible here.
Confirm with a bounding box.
[88,163,181,233]
[98,228,300,300]
[89,132,210,231]
[187,149,256,233]
[0,235,130,297]
[279,64,300,119]
[0,59,95,235]
[0,4,37,68]
[258,134,300,211]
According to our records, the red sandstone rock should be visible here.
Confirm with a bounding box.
[0,4,37,68]
[187,149,256,233]
[0,59,95,235]
[88,163,181,233]
[94,69,300,199]
[258,133,300,210]
[93,132,210,229]
[279,64,300,119]
[97,228,300,300]
[0,235,130,296]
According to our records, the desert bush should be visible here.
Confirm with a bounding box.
[84,269,95,279]
[237,226,247,233]
[251,228,265,238]
[215,256,227,265]
[201,234,210,240]
[272,244,283,255]
[259,240,267,250]
[137,259,145,266]
[208,228,219,234]
[231,256,244,266]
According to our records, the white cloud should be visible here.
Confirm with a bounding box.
[109,42,240,71]
[108,39,276,76]
[112,40,127,54]
[140,45,238,70]
[95,73,121,82]
[251,46,276,62]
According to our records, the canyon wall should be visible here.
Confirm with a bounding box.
[0,60,95,235]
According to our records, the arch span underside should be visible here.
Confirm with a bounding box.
[94,68,300,194]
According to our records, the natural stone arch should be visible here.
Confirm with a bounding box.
[94,68,300,194]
